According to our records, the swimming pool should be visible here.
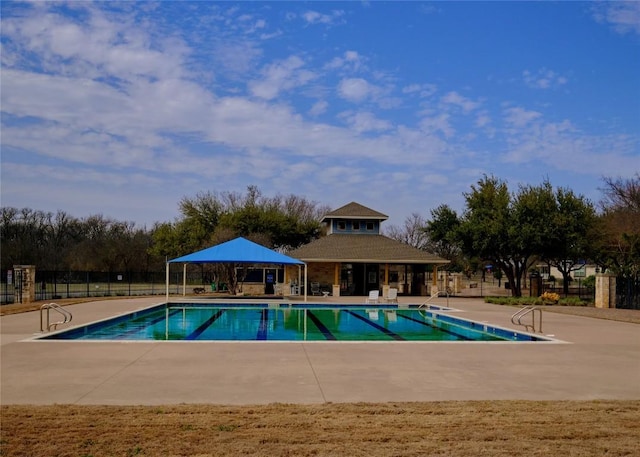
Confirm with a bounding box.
[40,303,552,342]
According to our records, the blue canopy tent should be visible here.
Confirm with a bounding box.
[166,237,307,301]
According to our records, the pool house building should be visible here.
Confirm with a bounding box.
[285,202,449,298]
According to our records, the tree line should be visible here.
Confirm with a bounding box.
[1,186,329,277]
[386,175,639,297]
[1,177,638,298]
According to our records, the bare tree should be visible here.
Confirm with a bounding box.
[384,213,429,249]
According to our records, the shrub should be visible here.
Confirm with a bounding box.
[540,291,560,303]
[559,297,590,306]
[582,275,596,291]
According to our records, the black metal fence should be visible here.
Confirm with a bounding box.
[616,274,640,309]
[0,269,209,305]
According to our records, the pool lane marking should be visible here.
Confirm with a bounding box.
[306,311,337,341]
[113,309,183,340]
[257,309,269,340]
[185,310,225,340]
[345,310,405,341]
[397,312,472,341]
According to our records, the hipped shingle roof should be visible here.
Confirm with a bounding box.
[321,202,388,221]
[288,234,449,264]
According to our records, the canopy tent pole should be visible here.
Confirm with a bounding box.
[182,263,187,296]
[165,261,169,303]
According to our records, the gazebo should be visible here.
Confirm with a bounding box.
[166,237,307,301]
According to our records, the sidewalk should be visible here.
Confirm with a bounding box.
[1,296,638,405]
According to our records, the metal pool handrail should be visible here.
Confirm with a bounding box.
[418,288,450,309]
[511,305,542,333]
[40,303,73,332]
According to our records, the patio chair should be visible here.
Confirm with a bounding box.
[310,282,322,296]
[385,288,398,304]
[365,290,379,304]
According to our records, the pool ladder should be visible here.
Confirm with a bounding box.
[418,288,450,309]
[40,303,72,332]
[511,306,542,333]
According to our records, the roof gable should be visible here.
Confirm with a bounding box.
[322,202,388,221]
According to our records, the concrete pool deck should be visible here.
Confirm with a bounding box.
[1,296,638,405]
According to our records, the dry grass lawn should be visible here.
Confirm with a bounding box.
[2,401,639,456]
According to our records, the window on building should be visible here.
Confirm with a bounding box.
[353,221,360,230]
[366,222,375,231]
[337,221,346,230]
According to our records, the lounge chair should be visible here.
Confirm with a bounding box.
[310,282,322,296]
[365,290,379,304]
[385,288,398,304]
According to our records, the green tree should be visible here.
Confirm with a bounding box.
[152,186,326,258]
[150,186,327,294]
[424,205,463,269]
[597,174,640,307]
[541,186,599,296]
[448,176,566,297]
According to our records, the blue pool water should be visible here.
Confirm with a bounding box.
[40,303,551,342]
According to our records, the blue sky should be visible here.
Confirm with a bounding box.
[1,1,639,229]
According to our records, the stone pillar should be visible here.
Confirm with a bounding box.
[13,265,36,304]
[529,272,542,297]
[332,284,341,297]
[449,273,461,293]
[595,273,616,309]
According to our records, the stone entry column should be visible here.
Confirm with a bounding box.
[595,273,616,308]
[13,265,36,304]
[451,273,462,294]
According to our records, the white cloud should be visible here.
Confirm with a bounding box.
[337,77,378,102]
[523,68,568,89]
[3,6,188,81]
[441,91,480,113]
[302,10,345,25]
[248,55,316,100]
[475,112,492,128]
[419,113,454,138]
[2,1,637,228]
[503,107,543,127]
[309,100,329,116]
[338,111,392,133]
[213,41,262,75]
[325,50,366,72]
[502,117,639,176]
[592,1,640,35]
[402,83,437,98]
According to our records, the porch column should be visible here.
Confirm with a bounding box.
[382,263,390,299]
[431,265,439,297]
[332,263,341,297]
